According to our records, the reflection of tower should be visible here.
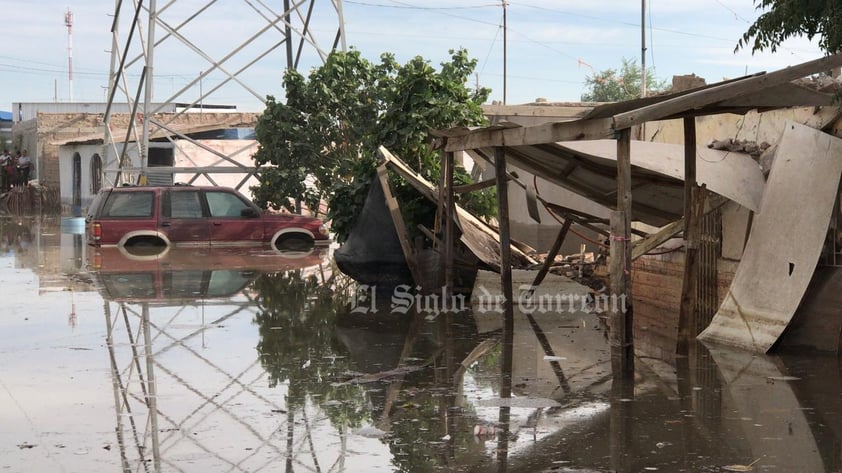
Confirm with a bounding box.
[103,293,349,470]
[103,1,346,187]
[64,8,73,102]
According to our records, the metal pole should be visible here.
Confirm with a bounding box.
[142,304,161,471]
[141,0,157,182]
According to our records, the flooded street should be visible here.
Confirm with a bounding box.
[2,216,842,472]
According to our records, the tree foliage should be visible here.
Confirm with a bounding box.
[580,58,668,102]
[252,49,493,242]
[738,0,842,54]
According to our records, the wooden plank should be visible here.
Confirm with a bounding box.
[613,52,842,130]
[444,117,614,152]
[376,164,422,287]
[379,146,537,267]
[631,218,684,260]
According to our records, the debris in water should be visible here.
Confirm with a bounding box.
[476,397,560,408]
[722,458,761,471]
[766,375,800,382]
[17,442,36,449]
[354,426,387,439]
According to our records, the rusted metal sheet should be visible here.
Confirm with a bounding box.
[698,122,842,352]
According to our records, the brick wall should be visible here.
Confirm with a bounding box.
[631,253,737,362]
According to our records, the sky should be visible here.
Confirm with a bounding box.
[0,0,826,114]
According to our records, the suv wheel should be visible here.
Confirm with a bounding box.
[275,233,314,252]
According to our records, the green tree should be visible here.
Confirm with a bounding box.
[738,0,842,53]
[580,58,668,102]
[252,49,493,243]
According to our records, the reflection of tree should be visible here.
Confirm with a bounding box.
[253,269,492,471]
[252,269,369,429]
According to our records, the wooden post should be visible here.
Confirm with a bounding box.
[677,117,699,355]
[444,150,455,294]
[494,148,514,472]
[494,146,514,388]
[610,129,634,376]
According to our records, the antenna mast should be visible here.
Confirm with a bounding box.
[65,8,74,102]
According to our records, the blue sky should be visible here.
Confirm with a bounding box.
[0,0,825,113]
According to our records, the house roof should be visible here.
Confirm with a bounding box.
[438,53,842,151]
[435,53,842,225]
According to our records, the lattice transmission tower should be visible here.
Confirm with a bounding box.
[102,0,346,187]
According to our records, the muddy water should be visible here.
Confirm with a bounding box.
[1,216,842,472]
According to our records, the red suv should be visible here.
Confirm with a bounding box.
[86,185,329,252]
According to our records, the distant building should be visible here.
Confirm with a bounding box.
[0,111,11,150]
[54,111,259,214]
[10,102,246,194]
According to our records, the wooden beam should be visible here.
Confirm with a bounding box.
[444,117,614,152]
[527,216,573,294]
[452,176,498,193]
[610,129,634,377]
[613,52,842,130]
[377,165,422,287]
[631,218,684,261]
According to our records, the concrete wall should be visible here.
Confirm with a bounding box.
[58,143,139,213]
[58,138,259,214]
[13,111,259,190]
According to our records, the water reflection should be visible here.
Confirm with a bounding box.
[5,221,842,472]
[95,252,837,472]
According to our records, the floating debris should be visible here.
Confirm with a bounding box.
[354,426,387,439]
[475,397,560,408]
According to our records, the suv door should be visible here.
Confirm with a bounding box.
[161,188,210,245]
[205,189,263,246]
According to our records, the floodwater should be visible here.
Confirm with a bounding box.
[2,216,842,473]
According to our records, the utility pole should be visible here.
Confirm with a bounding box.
[640,0,646,99]
[502,0,507,105]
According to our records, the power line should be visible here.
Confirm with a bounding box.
[345,0,500,10]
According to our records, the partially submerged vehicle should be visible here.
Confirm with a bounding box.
[85,185,330,252]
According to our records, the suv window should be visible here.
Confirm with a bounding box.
[86,191,107,221]
[164,190,203,218]
[206,190,251,217]
[101,191,154,218]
